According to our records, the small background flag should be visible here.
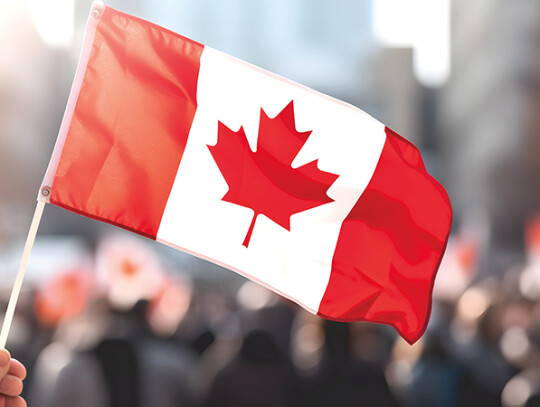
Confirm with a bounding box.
[40,1,452,344]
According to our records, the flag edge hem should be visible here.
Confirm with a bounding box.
[39,2,103,201]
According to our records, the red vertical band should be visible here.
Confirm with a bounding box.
[318,127,452,344]
[50,6,204,238]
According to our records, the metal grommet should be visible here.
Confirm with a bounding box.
[91,8,101,18]
[41,187,51,197]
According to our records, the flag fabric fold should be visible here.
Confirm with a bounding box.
[41,1,452,343]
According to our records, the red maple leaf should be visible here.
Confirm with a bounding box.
[208,101,339,247]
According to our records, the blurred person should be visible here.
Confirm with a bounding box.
[94,235,165,311]
[387,302,458,407]
[91,299,197,407]
[200,283,299,407]
[34,268,94,329]
[28,296,110,407]
[500,313,540,407]
[302,320,398,407]
[29,298,197,407]
[28,235,197,407]
[448,282,517,407]
[407,330,461,407]
[11,267,95,401]
[236,282,297,360]
[92,234,197,407]
[350,322,395,368]
[0,349,27,407]
[501,368,540,407]
[205,329,300,407]
[184,290,241,406]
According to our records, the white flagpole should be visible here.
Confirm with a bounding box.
[0,200,45,349]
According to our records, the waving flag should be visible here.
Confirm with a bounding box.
[40,1,452,343]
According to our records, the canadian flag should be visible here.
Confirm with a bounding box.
[41,2,452,343]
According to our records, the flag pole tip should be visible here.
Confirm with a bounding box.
[91,1,105,18]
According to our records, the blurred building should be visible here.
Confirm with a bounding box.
[370,47,422,145]
[439,0,540,271]
[136,0,378,110]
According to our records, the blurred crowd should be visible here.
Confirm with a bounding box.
[0,217,538,407]
[1,1,540,406]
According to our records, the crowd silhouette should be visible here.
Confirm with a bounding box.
[1,228,539,407]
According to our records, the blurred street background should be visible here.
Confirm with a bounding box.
[1,0,540,406]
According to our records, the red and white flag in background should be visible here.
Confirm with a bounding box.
[40,1,452,343]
